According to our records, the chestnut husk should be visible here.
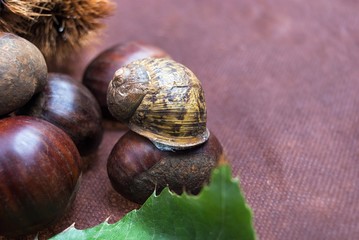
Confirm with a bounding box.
[107,130,225,204]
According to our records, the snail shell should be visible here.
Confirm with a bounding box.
[107,58,209,151]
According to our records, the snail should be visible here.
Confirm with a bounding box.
[107,58,209,151]
[106,58,227,204]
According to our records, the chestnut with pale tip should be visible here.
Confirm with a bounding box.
[0,116,82,237]
[17,73,103,157]
[107,130,226,204]
[83,41,170,118]
[0,32,47,116]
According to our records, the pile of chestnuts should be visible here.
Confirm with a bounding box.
[84,43,226,204]
[0,32,103,237]
[0,31,225,237]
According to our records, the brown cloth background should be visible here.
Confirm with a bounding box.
[8,0,359,239]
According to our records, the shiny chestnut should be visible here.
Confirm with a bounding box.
[83,41,170,118]
[107,130,225,204]
[0,116,82,237]
[18,73,103,157]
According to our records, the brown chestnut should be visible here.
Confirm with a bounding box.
[83,41,170,118]
[0,116,82,237]
[0,32,47,116]
[107,130,225,204]
[18,73,103,157]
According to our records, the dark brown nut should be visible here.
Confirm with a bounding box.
[0,116,82,237]
[0,32,47,116]
[107,130,225,204]
[17,73,103,157]
[83,41,170,118]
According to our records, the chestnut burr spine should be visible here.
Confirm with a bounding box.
[0,0,115,63]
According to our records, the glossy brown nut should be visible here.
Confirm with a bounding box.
[0,32,47,116]
[83,41,170,118]
[107,130,225,204]
[17,73,103,157]
[0,116,82,237]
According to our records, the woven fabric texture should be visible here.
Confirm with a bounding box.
[8,1,359,239]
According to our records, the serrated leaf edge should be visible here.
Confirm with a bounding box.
[51,164,256,240]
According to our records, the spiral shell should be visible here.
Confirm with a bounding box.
[107,58,209,151]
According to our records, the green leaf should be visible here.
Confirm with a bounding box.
[51,165,256,240]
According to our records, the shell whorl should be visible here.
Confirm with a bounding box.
[107,64,150,122]
[107,58,209,151]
